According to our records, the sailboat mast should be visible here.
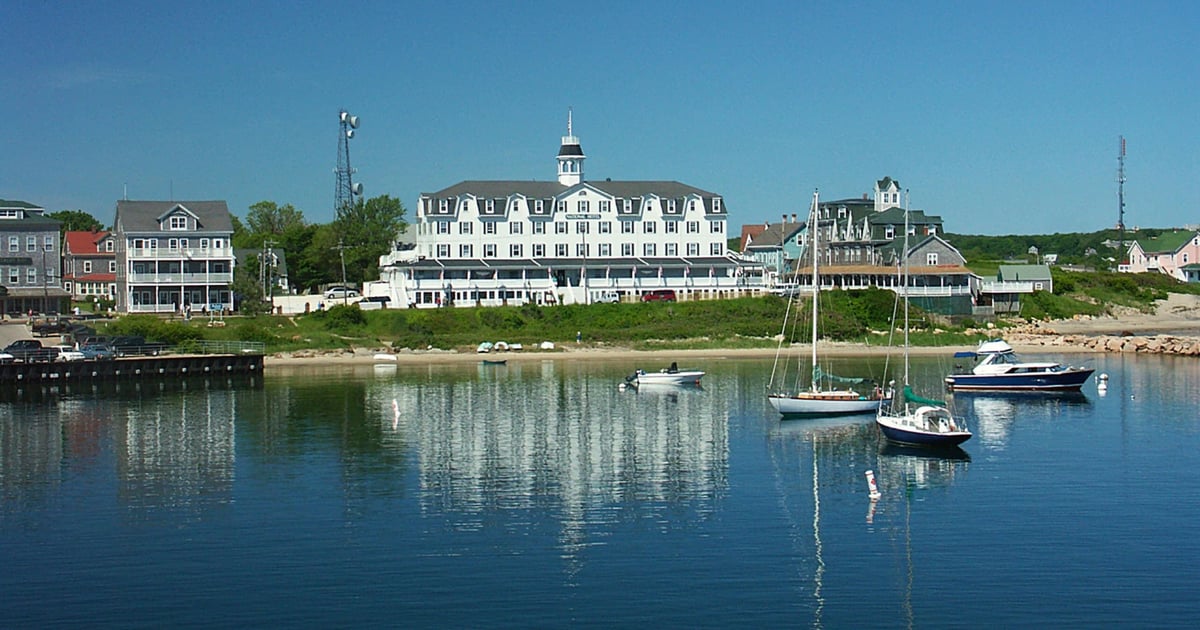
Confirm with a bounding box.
[903,190,910,388]
[810,190,819,392]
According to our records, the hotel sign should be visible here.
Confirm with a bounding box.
[566,213,601,220]
[0,257,33,265]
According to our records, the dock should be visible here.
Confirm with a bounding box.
[0,353,263,384]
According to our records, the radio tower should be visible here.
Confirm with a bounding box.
[335,110,363,212]
[1116,135,1127,266]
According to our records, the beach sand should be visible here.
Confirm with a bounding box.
[263,294,1200,370]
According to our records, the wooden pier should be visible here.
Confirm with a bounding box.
[0,353,264,384]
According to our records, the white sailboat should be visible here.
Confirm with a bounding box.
[768,190,886,416]
[875,192,972,447]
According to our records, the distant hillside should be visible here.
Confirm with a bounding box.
[943,228,1187,267]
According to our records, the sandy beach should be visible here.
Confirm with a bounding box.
[262,293,1200,370]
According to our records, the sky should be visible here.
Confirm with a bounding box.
[2,1,1197,235]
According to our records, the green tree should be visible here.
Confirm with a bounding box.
[48,209,105,232]
[230,255,269,316]
[246,200,307,241]
[332,194,407,283]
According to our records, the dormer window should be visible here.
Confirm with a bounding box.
[170,215,187,230]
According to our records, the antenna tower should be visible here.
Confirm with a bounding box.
[1116,136,1127,265]
[335,110,363,212]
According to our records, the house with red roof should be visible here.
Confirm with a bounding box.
[63,230,117,301]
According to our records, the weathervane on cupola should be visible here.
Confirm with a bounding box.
[557,107,585,186]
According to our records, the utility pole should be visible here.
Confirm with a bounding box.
[262,239,278,311]
[332,239,349,305]
[1117,136,1127,270]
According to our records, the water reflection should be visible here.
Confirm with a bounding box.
[951,391,1092,449]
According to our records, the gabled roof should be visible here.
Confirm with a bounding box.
[745,221,805,250]
[1132,230,1199,255]
[114,200,233,233]
[998,264,1052,282]
[64,230,111,255]
[869,206,943,226]
[421,180,724,218]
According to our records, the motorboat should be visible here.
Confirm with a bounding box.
[944,340,1094,392]
[627,362,704,386]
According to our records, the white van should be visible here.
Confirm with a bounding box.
[596,291,621,304]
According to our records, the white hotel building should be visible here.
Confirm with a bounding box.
[376,117,763,307]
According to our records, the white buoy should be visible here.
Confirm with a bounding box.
[865,470,881,500]
[1099,373,1109,382]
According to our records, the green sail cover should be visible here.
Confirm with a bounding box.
[812,365,870,385]
[902,385,945,407]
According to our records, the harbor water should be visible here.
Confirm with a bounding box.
[2,353,1198,627]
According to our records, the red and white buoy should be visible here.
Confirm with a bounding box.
[865,470,881,500]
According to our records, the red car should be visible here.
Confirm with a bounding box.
[641,289,677,302]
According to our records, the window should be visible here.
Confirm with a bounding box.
[556,243,568,256]
[576,222,589,234]
[8,237,17,252]
[712,198,723,212]
[599,243,611,257]
[459,244,473,258]
[459,222,473,235]
[27,236,36,251]
[484,244,496,258]
[688,243,700,256]
[576,243,588,257]
[577,200,589,213]
[885,226,895,240]
[711,221,724,234]
[437,222,450,235]
[557,201,566,213]
[534,199,544,213]
[644,222,657,234]
[109,261,116,273]
[170,215,187,230]
[44,235,54,251]
[555,221,568,234]
[105,240,114,252]
[599,222,611,234]
[484,222,496,235]
[437,244,450,257]
[533,222,545,235]
[623,199,632,213]
[666,221,678,234]
[7,268,17,284]
[687,221,700,234]
[179,238,188,249]
[439,199,449,212]
[84,261,92,273]
[27,268,37,284]
[838,207,847,219]
[710,242,723,255]
[168,239,179,250]
[600,200,610,213]
[533,243,545,257]
[689,200,696,212]
[485,199,494,213]
[665,243,677,256]
[510,244,523,257]
[643,243,657,256]
[926,253,939,265]
[210,239,220,250]
[200,238,209,249]
[510,222,523,235]
[621,221,634,234]
[622,243,633,256]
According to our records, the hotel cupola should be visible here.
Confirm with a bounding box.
[556,108,586,186]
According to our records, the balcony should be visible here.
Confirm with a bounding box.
[128,272,233,284]
[127,247,234,260]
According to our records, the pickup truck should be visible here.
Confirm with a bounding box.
[110,336,171,357]
[31,317,72,337]
[3,339,55,362]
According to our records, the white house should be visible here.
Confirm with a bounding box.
[376,114,764,308]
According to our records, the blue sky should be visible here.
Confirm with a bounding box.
[2,1,1196,235]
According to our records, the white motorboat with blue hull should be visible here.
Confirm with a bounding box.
[944,340,1095,392]
[626,362,704,387]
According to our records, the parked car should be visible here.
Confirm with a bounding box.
[324,286,359,299]
[79,341,117,360]
[596,291,621,304]
[3,339,54,362]
[49,345,86,362]
[110,336,170,357]
[641,289,677,302]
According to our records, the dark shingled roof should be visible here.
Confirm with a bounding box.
[114,200,235,233]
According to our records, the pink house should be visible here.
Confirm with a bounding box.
[1124,230,1200,281]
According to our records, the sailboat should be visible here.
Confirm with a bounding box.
[875,192,972,447]
[768,190,887,416]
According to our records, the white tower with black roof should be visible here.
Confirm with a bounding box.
[556,108,585,186]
